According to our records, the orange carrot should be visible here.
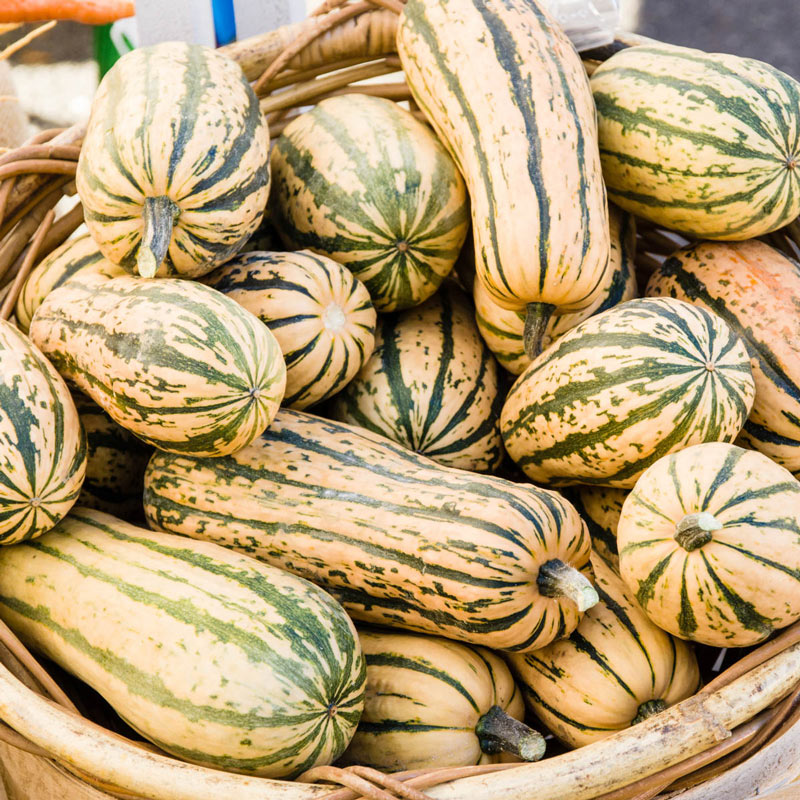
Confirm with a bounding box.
[0,1,135,24]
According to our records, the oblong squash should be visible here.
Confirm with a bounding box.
[570,486,628,570]
[501,297,756,488]
[0,321,86,544]
[144,409,597,653]
[270,93,469,311]
[328,283,503,473]
[646,240,800,475]
[0,508,365,777]
[618,442,800,647]
[508,554,700,748]
[591,44,800,239]
[76,42,270,278]
[29,276,286,457]
[204,250,376,410]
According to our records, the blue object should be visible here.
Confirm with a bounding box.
[212,0,237,45]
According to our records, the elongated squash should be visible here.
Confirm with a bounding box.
[76,42,270,278]
[29,276,286,457]
[508,555,699,748]
[501,298,756,488]
[328,283,503,473]
[397,0,611,355]
[342,627,543,771]
[591,44,800,239]
[569,486,628,570]
[646,240,800,475]
[204,250,376,410]
[0,508,364,777]
[475,205,637,375]
[144,409,597,653]
[0,321,86,544]
[270,93,469,311]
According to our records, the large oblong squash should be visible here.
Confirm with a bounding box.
[144,409,597,653]
[397,0,611,354]
[570,486,628,570]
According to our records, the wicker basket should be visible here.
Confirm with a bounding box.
[0,4,800,799]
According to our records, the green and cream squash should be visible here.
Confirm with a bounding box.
[397,0,611,356]
[76,42,270,278]
[0,321,86,544]
[204,250,376,410]
[328,283,503,473]
[144,409,598,653]
[270,93,469,312]
[29,276,286,457]
[0,508,365,777]
[342,627,543,771]
[591,43,800,239]
[508,554,699,748]
[646,240,800,476]
[570,486,628,570]
[501,297,756,488]
[618,442,800,647]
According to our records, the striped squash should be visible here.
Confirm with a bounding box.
[204,250,376,410]
[508,554,699,748]
[270,93,469,312]
[397,0,611,356]
[144,409,598,653]
[618,442,800,647]
[29,276,286,457]
[475,205,637,375]
[0,508,364,777]
[328,283,503,473]
[646,240,800,476]
[76,42,270,278]
[591,44,800,240]
[501,297,756,488]
[15,233,124,334]
[73,393,152,521]
[0,321,86,544]
[569,486,628,570]
[342,627,543,771]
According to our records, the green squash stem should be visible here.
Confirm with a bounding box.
[537,559,599,612]
[137,196,180,278]
[632,699,668,725]
[675,512,722,552]
[523,302,555,359]
[475,704,546,762]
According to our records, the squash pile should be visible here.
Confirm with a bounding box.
[2,0,800,782]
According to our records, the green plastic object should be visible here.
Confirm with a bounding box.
[93,22,136,78]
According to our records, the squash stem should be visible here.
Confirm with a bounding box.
[537,559,599,612]
[137,196,180,278]
[675,512,721,552]
[632,698,668,725]
[475,705,545,762]
[523,302,555,360]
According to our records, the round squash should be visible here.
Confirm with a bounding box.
[618,442,800,647]
[204,250,376,410]
[501,297,756,488]
[508,554,699,748]
[341,627,543,771]
[570,486,628,570]
[270,93,469,312]
[76,42,270,278]
[328,283,503,473]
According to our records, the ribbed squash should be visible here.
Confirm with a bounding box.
[501,297,756,488]
[618,442,800,647]
[144,409,597,653]
[73,394,152,521]
[0,508,365,777]
[646,240,800,476]
[570,486,628,570]
[0,321,86,544]
[591,44,800,239]
[508,554,699,748]
[328,283,503,473]
[15,233,124,334]
[29,276,286,457]
[475,205,637,375]
[342,628,543,770]
[397,0,611,355]
[270,93,469,311]
[76,42,270,278]
[204,250,376,410]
